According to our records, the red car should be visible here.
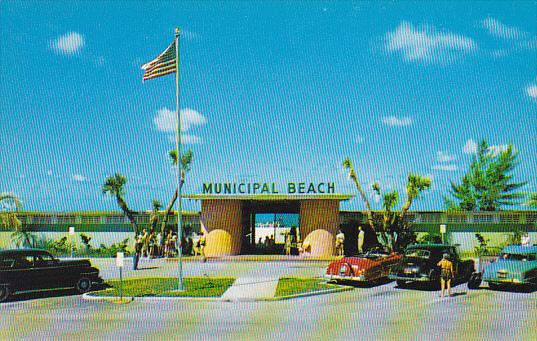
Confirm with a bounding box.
[326,249,402,283]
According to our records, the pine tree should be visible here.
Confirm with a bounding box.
[446,140,526,211]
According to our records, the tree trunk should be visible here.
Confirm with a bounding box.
[352,178,376,232]
[400,196,413,224]
[160,170,185,234]
[116,195,138,236]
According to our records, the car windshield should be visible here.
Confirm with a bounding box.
[405,249,431,259]
[499,253,537,261]
[364,249,390,259]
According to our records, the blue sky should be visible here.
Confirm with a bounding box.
[1,1,536,212]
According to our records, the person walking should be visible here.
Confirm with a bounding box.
[437,253,454,297]
[357,226,365,254]
[335,230,345,256]
[133,236,143,270]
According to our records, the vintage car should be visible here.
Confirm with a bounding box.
[389,244,475,287]
[0,249,102,302]
[482,245,537,289]
[326,249,402,283]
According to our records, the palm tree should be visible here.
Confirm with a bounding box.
[1,192,22,230]
[400,173,432,222]
[343,158,375,232]
[1,193,34,248]
[11,229,36,248]
[102,173,139,235]
[160,148,194,233]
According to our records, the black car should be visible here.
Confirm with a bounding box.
[389,244,475,287]
[0,249,102,302]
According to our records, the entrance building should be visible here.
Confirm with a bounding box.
[184,194,353,257]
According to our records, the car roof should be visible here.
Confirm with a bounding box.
[0,249,50,256]
[502,245,537,254]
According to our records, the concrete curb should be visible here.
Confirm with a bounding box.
[164,256,340,262]
[265,286,354,301]
[82,285,352,302]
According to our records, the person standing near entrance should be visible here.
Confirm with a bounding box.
[335,230,345,256]
[284,232,292,256]
[357,226,365,254]
[199,232,207,262]
[437,253,454,297]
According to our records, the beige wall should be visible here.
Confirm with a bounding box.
[200,200,242,256]
[299,200,339,257]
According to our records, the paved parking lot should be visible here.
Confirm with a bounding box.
[1,258,536,341]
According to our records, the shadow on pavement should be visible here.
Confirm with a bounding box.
[395,280,469,291]
[2,283,110,304]
[134,266,159,271]
[336,277,393,288]
[487,284,537,293]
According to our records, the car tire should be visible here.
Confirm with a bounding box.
[0,285,11,303]
[76,277,92,294]
[488,282,502,291]
[467,273,482,289]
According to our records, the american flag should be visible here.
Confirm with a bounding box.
[141,40,176,81]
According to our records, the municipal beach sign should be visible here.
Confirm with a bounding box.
[202,182,336,195]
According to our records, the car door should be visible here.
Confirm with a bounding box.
[33,252,62,289]
[13,254,39,291]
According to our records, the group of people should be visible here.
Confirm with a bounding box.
[132,229,207,270]
[257,235,275,253]
[334,226,365,256]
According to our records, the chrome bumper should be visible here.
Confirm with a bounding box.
[325,274,366,282]
[388,274,432,282]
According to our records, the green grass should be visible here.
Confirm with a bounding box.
[92,277,235,298]
[274,277,340,297]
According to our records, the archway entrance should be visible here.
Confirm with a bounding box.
[241,200,300,255]
[185,194,353,257]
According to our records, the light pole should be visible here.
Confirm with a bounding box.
[69,226,75,258]
[440,224,446,244]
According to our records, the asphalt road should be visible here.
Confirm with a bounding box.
[1,259,536,341]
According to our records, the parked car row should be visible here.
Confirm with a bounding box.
[0,249,103,302]
[326,243,537,291]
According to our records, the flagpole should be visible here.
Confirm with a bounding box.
[174,27,183,291]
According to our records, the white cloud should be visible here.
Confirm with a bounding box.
[153,107,207,133]
[432,164,459,172]
[480,18,523,40]
[50,32,85,55]
[462,139,477,154]
[72,174,87,182]
[381,116,413,127]
[526,84,537,99]
[356,135,364,144]
[385,21,476,63]
[437,151,456,163]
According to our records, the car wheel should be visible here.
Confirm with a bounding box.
[0,285,11,303]
[76,277,92,293]
[467,273,482,290]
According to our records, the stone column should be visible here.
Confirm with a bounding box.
[200,200,242,256]
[299,199,339,257]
